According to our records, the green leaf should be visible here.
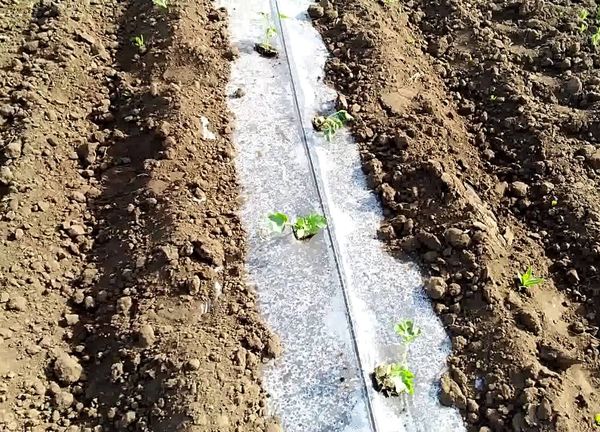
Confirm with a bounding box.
[268,212,288,233]
[394,319,421,344]
[518,266,543,288]
[293,213,327,239]
[278,13,289,19]
[306,214,327,228]
[389,364,416,395]
[595,412,600,426]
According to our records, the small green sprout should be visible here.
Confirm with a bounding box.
[578,9,589,32]
[374,320,421,397]
[152,0,168,9]
[594,413,600,426]
[268,212,327,240]
[551,197,558,206]
[592,28,600,47]
[518,266,543,288]
[254,12,288,57]
[132,34,145,49]
[312,110,354,141]
[490,94,497,101]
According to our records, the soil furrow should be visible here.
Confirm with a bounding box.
[1,1,275,431]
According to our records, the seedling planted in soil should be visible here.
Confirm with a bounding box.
[373,320,420,397]
[268,212,327,240]
[132,35,146,53]
[593,28,600,47]
[254,12,288,58]
[595,413,600,426]
[578,9,589,32]
[517,266,543,289]
[152,0,168,10]
[312,110,354,141]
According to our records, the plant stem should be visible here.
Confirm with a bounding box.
[401,344,409,366]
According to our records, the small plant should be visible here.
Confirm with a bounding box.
[132,34,146,51]
[268,212,327,240]
[395,320,422,344]
[254,12,288,58]
[594,413,600,426]
[593,27,600,47]
[152,0,168,9]
[517,266,543,288]
[373,320,420,397]
[578,9,589,32]
[312,110,354,141]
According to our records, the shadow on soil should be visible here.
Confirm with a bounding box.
[65,1,191,430]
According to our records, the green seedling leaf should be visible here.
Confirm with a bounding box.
[394,320,421,344]
[313,110,354,141]
[293,213,327,239]
[389,363,415,395]
[278,13,290,19]
[595,412,600,426]
[152,0,168,9]
[374,363,415,396]
[132,34,145,49]
[268,212,289,233]
[518,266,543,288]
[578,9,589,32]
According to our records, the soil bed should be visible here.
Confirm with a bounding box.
[311,0,600,431]
[0,1,276,431]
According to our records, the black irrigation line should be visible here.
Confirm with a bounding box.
[271,1,380,431]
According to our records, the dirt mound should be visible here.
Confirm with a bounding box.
[312,0,600,431]
[0,1,275,431]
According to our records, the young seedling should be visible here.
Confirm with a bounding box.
[132,35,146,53]
[312,110,354,141]
[592,27,600,47]
[517,266,543,289]
[152,0,168,10]
[268,212,327,240]
[594,412,600,426]
[373,320,420,397]
[578,9,589,32]
[254,12,288,58]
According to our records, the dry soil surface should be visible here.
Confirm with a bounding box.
[0,1,278,431]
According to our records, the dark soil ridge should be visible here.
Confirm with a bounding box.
[0,1,277,431]
[311,1,600,431]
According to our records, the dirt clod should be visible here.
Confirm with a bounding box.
[53,352,82,385]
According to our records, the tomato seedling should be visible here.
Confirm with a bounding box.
[254,12,288,58]
[517,266,543,289]
[312,110,354,141]
[268,212,327,240]
[373,320,420,396]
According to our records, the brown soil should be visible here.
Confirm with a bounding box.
[0,1,277,431]
[311,0,600,431]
